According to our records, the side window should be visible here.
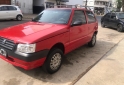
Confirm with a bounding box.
[110,13,116,19]
[1,6,8,11]
[0,7,1,11]
[8,6,17,10]
[86,11,96,23]
[72,10,86,24]
[105,13,111,18]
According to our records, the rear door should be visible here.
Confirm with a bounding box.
[69,10,88,50]
[7,6,18,18]
[85,11,97,39]
[0,6,9,19]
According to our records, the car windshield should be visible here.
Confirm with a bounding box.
[116,13,124,19]
[32,9,71,24]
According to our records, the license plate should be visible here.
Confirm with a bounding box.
[0,48,7,57]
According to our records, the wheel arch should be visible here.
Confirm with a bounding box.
[48,43,65,55]
[16,14,23,18]
[94,31,98,35]
[117,22,123,26]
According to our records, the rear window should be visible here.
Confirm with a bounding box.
[86,11,96,23]
[8,6,17,10]
[72,10,86,24]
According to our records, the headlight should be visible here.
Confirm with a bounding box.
[17,44,36,53]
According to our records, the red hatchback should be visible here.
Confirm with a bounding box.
[0,8,98,74]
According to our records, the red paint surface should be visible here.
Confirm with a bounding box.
[0,8,98,70]
[0,55,46,70]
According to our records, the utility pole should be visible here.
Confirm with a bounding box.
[85,0,87,6]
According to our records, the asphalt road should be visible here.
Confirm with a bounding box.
[0,19,29,29]
[1,17,124,85]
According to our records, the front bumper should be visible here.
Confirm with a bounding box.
[0,49,49,70]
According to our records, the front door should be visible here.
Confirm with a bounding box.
[0,6,9,19]
[69,10,88,50]
[104,13,111,26]
[109,13,118,28]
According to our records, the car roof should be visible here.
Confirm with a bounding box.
[0,5,17,7]
[46,8,92,12]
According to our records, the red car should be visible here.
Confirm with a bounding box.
[0,8,98,74]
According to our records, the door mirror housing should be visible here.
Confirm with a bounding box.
[71,20,82,27]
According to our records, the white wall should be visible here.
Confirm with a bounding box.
[83,0,95,6]
[15,0,33,14]
[66,0,83,5]
[33,0,44,6]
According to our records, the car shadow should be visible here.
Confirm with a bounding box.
[13,40,116,85]
[0,20,18,22]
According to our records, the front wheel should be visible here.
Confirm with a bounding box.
[101,21,105,27]
[43,48,63,74]
[88,34,96,47]
[117,24,124,32]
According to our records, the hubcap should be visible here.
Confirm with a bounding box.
[92,35,96,45]
[18,16,21,20]
[118,25,122,31]
[102,22,104,27]
[50,53,62,70]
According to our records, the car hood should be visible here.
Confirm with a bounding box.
[0,22,68,43]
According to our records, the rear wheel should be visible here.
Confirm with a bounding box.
[43,48,63,74]
[16,15,22,21]
[117,24,124,32]
[88,34,96,47]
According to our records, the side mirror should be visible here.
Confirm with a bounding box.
[71,20,82,27]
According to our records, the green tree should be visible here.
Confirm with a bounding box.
[122,0,124,12]
[116,0,122,11]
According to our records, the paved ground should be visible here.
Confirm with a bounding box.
[0,17,124,85]
[75,35,124,85]
[0,20,30,29]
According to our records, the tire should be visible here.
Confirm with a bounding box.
[117,24,124,32]
[101,21,105,27]
[88,34,96,47]
[43,48,63,74]
[16,15,22,21]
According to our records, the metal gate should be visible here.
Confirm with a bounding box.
[0,0,11,5]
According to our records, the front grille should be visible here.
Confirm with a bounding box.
[0,37,15,50]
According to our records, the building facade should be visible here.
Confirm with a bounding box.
[83,0,95,11]
[83,0,114,15]
[4,0,83,14]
